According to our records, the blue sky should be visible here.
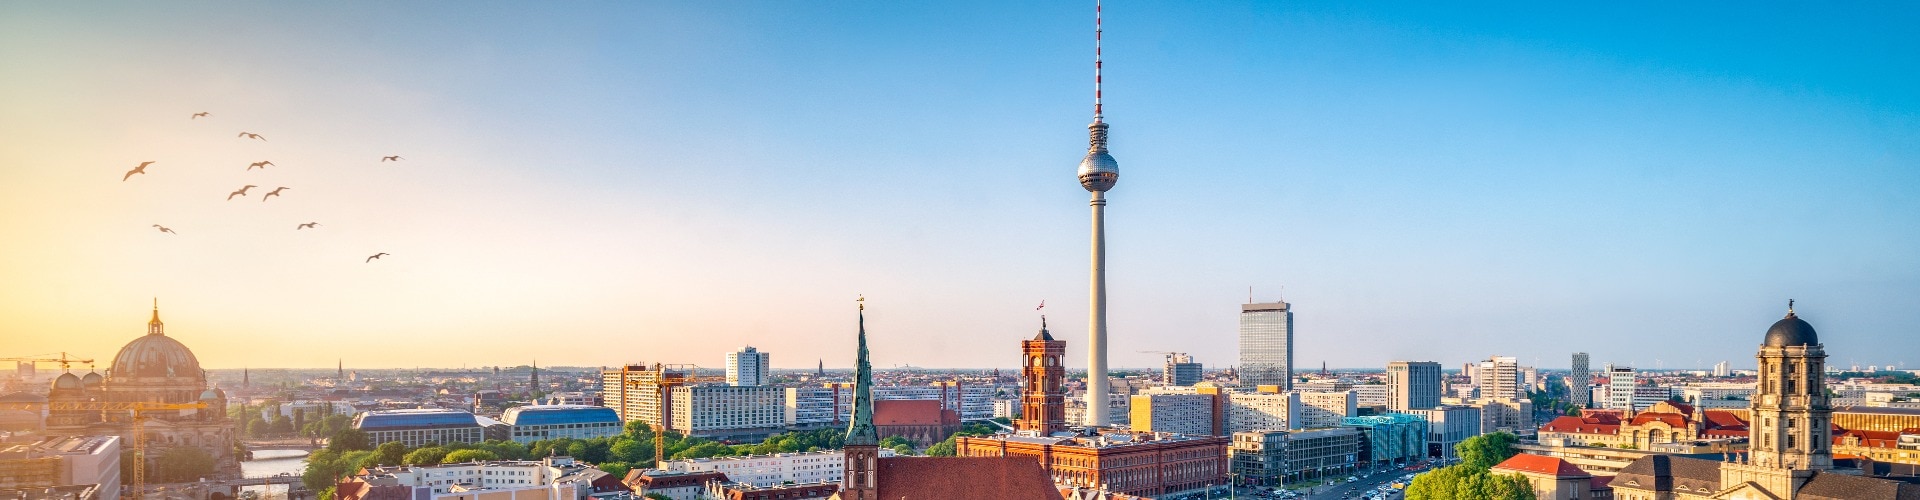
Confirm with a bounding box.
[1,2,1915,371]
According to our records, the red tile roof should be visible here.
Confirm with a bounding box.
[1493,454,1591,479]
[1540,415,1620,435]
[1629,412,1689,427]
[872,456,1060,499]
[875,399,951,426]
[630,471,729,490]
[1590,475,1614,491]
[1838,429,1905,449]
[1703,410,1748,430]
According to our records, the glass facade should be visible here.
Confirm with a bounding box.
[1239,302,1294,390]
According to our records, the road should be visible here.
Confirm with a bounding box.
[1304,467,1418,500]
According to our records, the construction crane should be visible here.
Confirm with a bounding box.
[0,352,96,372]
[623,364,725,467]
[0,401,208,499]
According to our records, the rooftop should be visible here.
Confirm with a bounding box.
[500,405,620,426]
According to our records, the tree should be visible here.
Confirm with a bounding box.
[152,447,216,482]
[328,429,371,452]
[926,437,957,457]
[270,414,295,436]
[611,439,650,463]
[890,444,914,456]
[443,449,499,463]
[375,442,408,466]
[1455,432,1519,470]
[598,462,631,479]
[404,447,450,466]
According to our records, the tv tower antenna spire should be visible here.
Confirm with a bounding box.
[1094,0,1104,122]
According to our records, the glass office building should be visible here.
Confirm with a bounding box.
[1239,302,1294,390]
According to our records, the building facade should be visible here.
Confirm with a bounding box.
[1163,354,1202,388]
[1238,302,1294,390]
[1225,391,1300,434]
[660,449,895,487]
[1298,391,1357,429]
[671,385,785,438]
[1129,393,1218,436]
[0,435,121,500]
[727,347,770,387]
[499,405,622,444]
[1342,414,1429,468]
[1407,405,1481,461]
[1571,353,1591,408]
[1386,361,1441,412]
[1474,356,1522,401]
[352,409,492,448]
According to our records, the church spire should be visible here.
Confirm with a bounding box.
[845,297,879,446]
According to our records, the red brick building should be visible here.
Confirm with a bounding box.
[874,399,961,446]
[956,432,1229,497]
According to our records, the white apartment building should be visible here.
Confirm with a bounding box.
[1130,393,1216,436]
[992,399,1021,420]
[671,385,785,436]
[1226,391,1300,433]
[0,435,121,500]
[1297,391,1357,429]
[658,449,897,487]
[1474,356,1522,401]
[351,457,600,500]
[1351,384,1390,408]
[726,347,770,387]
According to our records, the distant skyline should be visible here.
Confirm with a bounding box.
[1,3,1916,371]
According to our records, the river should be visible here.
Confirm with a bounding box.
[242,449,310,479]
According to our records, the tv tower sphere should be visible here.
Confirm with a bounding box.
[1078,123,1119,192]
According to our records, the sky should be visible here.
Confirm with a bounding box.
[1,2,1916,373]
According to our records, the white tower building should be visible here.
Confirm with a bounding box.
[727,346,770,387]
[1077,0,1121,427]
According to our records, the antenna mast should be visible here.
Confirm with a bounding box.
[1094,0,1104,122]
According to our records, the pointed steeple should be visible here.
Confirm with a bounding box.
[147,298,165,336]
[845,300,879,447]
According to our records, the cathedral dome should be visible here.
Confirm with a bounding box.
[80,372,103,388]
[51,373,82,391]
[110,332,203,380]
[1763,312,1819,347]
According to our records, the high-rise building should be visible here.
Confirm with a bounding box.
[1569,353,1591,408]
[1713,360,1731,377]
[1607,367,1634,411]
[1018,318,1067,435]
[1164,353,1202,387]
[727,346,770,387]
[1473,356,1521,401]
[1239,302,1295,390]
[1386,361,1442,411]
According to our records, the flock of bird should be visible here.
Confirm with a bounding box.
[125,111,400,264]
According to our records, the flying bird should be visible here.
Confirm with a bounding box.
[261,187,290,201]
[122,161,155,181]
[381,156,403,162]
[296,222,320,230]
[227,185,258,200]
[365,252,389,263]
[247,161,274,170]
[237,132,266,141]
[152,225,177,235]
[191,112,210,119]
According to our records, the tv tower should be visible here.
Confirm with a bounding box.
[1078,0,1120,427]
